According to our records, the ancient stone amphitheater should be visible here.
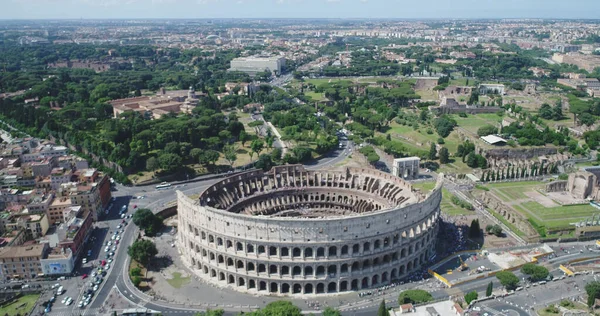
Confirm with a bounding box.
[177,165,442,295]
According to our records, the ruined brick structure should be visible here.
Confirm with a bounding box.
[177,165,442,295]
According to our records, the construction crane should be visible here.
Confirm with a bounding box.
[456,256,468,272]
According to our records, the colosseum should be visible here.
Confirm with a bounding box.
[177,165,442,295]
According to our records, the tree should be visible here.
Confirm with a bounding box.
[428,143,437,160]
[255,154,274,171]
[158,153,182,173]
[521,263,549,282]
[199,150,220,167]
[222,145,237,168]
[398,290,433,305]
[239,130,250,146]
[439,147,449,164]
[579,112,596,126]
[378,300,387,316]
[467,91,480,105]
[244,301,302,316]
[433,116,456,137]
[585,281,600,307]
[464,291,478,304]
[132,208,163,237]
[145,157,159,173]
[189,148,203,161]
[486,281,493,297]
[496,271,519,291]
[468,219,481,238]
[250,139,264,162]
[539,103,553,119]
[127,239,158,266]
[477,125,498,137]
[552,103,563,120]
[485,224,503,237]
[322,307,342,316]
[194,310,224,316]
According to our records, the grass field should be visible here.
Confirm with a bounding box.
[385,122,462,152]
[450,113,503,134]
[487,181,543,202]
[485,181,598,232]
[1,294,40,316]
[304,91,326,101]
[412,182,473,216]
[303,78,352,86]
[166,272,191,289]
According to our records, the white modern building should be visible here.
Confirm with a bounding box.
[230,56,286,75]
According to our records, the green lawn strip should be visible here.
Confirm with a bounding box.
[487,181,543,188]
[166,272,191,289]
[490,188,513,203]
[487,208,526,238]
[304,91,325,101]
[1,294,40,316]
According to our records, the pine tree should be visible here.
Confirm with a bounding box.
[485,172,491,182]
[486,281,493,297]
[480,172,485,182]
[428,143,437,160]
[378,300,387,316]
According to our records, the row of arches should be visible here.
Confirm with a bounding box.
[190,255,428,294]
[188,239,432,280]
[185,223,435,260]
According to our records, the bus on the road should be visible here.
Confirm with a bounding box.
[156,182,172,190]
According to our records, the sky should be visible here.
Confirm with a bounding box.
[2,0,600,20]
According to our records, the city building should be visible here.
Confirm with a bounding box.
[58,169,111,221]
[552,53,600,73]
[178,165,442,295]
[478,84,505,95]
[392,157,420,180]
[5,213,50,240]
[110,86,200,119]
[229,56,286,75]
[41,247,74,276]
[0,243,48,281]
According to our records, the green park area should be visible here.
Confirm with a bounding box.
[486,181,598,235]
[1,294,40,316]
[449,113,503,135]
[412,182,473,216]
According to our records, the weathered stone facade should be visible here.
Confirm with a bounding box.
[177,165,442,296]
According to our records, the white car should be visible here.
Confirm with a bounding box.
[61,297,68,304]
[107,241,112,246]
[111,235,116,240]
[105,264,111,270]
[120,214,126,219]
[116,236,121,241]
[104,246,109,252]
[111,246,116,251]
[66,297,73,306]
[108,258,113,263]
[82,258,87,264]
[93,284,99,291]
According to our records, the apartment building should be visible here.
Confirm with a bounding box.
[47,197,73,225]
[0,243,48,281]
[5,213,50,240]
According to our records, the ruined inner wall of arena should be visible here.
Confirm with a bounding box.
[177,165,442,295]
